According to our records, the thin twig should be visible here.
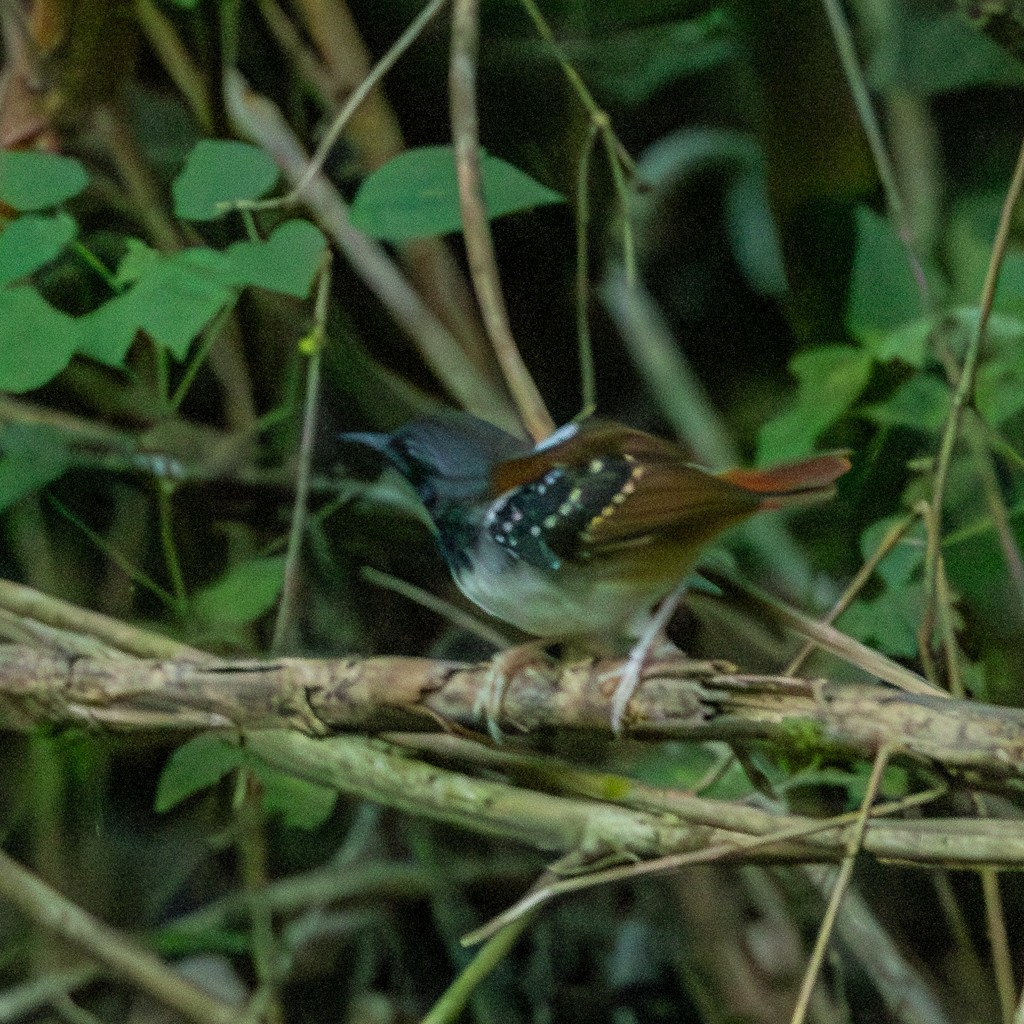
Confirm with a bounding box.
[279,0,449,206]
[0,578,203,659]
[45,494,178,613]
[271,255,331,653]
[156,480,188,613]
[517,0,636,280]
[701,571,943,696]
[134,0,214,131]
[785,514,919,676]
[449,0,554,440]
[461,781,941,946]
[935,551,965,698]
[421,909,536,1023]
[920,134,1024,677]
[361,566,511,648]
[224,70,517,431]
[982,866,1015,1024]
[974,790,1016,1024]
[966,413,1024,614]
[0,849,239,1024]
[256,0,337,108]
[788,745,892,1024]
[820,0,929,304]
[575,120,600,415]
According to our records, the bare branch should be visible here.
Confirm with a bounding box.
[3,647,1024,789]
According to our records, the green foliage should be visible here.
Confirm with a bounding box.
[257,766,337,831]
[568,9,735,105]
[0,424,72,513]
[0,287,85,392]
[172,140,280,221]
[867,7,1024,94]
[758,345,873,462]
[0,212,78,285]
[0,151,89,211]
[975,314,1024,425]
[846,206,929,343]
[349,145,565,241]
[757,205,951,461]
[155,733,244,812]
[0,149,326,389]
[156,733,337,830]
[860,374,951,432]
[191,555,287,625]
[838,517,928,658]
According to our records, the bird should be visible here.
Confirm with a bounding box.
[344,411,850,733]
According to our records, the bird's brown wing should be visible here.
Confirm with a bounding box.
[489,420,850,560]
[489,422,746,559]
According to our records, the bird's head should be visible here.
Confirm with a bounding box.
[341,413,531,520]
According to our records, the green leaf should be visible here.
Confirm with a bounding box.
[838,583,926,659]
[75,291,144,368]
[0,287,80,391]
[757,345,873,463]
[867,9,1024,94]
[191,555,287,625]
[0,423,71,511]
[116,248,234,359]
[0,151,90,211]
[975,312,1024,426]
[250,761,337,830]
[221,220,326,297]
[866,316,933,368]
[113,238,162,288]
[0,212,78,286]
[172,140,280,221]
[846,205,926,344]
[155,734,244,813]
[76,223,324,366]
[571,10,734,106]
[837,517,927,659]
[350,145,564,241]
[860,374,951,433]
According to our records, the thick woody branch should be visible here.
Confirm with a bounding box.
[2,646,1024,786]
[5,645,1024,870]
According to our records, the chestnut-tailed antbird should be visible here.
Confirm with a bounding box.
[344,412,850,733]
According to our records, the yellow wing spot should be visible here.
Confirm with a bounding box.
[582,464,646,540]
[588,458,604,473]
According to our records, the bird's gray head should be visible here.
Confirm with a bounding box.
[341,413,530,519]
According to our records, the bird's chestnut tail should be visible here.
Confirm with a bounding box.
[718,452,852,508]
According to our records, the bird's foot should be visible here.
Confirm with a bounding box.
[474,641,553,742]
[606,638,679,735]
